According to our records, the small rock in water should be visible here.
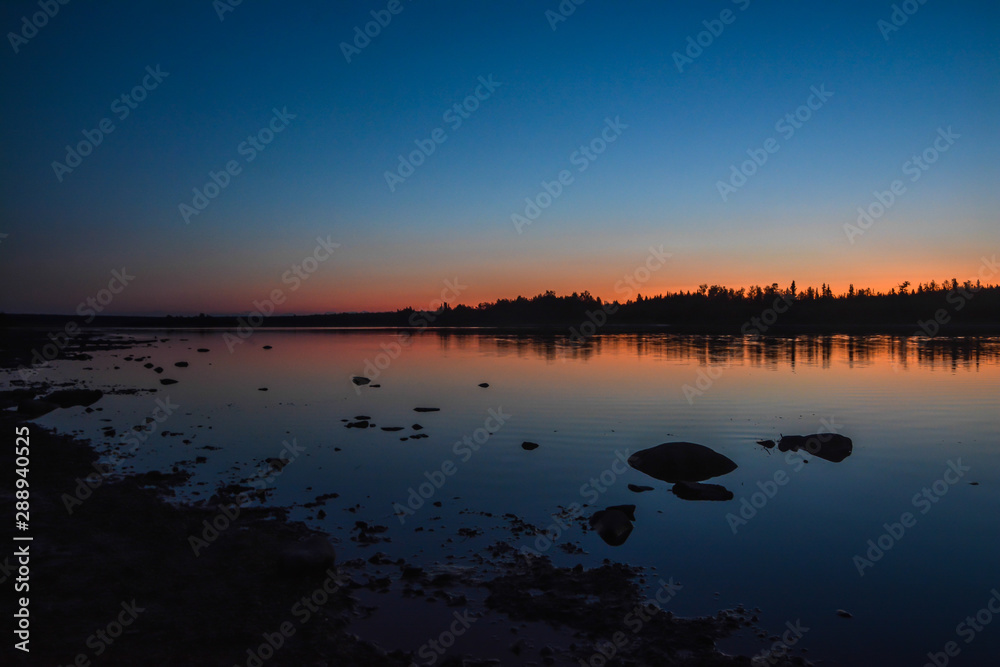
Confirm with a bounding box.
[381,426,404,432]
[154,367,164,374]
[413,407,440,412]
[351,376,371,386]
[478,383,489,388]
[628,484,655,493]
[143,363,154,369]
[521,441,540,451]
[262,345,272,350]
[412,424,423,430]
[258,387,268,391]
[756,439,776,449]
[671,481,734,502]
[836,609,853,619]
[197,348,210,352]
[160,379,179,385]
[174,361,189,367]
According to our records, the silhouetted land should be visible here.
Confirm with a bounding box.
[3,280,998,335]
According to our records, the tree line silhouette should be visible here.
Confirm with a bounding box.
[3,279,997,334]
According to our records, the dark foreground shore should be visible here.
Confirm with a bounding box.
[0,329,808,666]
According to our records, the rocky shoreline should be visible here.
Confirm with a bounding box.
[1,328,811,666]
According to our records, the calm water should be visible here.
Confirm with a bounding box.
[23,331,1000,665]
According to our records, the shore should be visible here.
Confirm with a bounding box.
[1,328,809,666]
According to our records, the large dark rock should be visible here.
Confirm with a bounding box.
[589,505,635,546]
[778,434,853,463]
[628,442,737,482]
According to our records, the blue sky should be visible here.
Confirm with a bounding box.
[1,0,998,314]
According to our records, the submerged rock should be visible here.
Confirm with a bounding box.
[44,389,104,409]
[589,505,636,546]
[627,484,655,493]
[778,434,853,463]
[671,481,734,501]
[628,442,737,483]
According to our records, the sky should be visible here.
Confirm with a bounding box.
[1,0,998,315]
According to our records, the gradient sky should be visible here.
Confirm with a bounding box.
[1,0,998,315]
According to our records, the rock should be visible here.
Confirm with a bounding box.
[154,367,164,374]
[44,389,104,408]
[628,442,737,482]
[160,379,179,385]
[412,424,423,430]
[345,420,369,429]
[589,505,636,546]
[836,609,853,618]
[413,407,440,412]
[521,441,539,451]
[627,484,655,493]
[143,363,154,369]
[265,458,289,471]
[262,345,272,350]
[671,481,734,501]
[381,426,404,432]
[479,383,489,388]
[351,376,370,386]
[258,387,268,391]
[778,434,853,463]
[197,348,210,352]
[174,361,189,367]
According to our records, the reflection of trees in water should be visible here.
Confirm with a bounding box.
[429,331,999,371]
